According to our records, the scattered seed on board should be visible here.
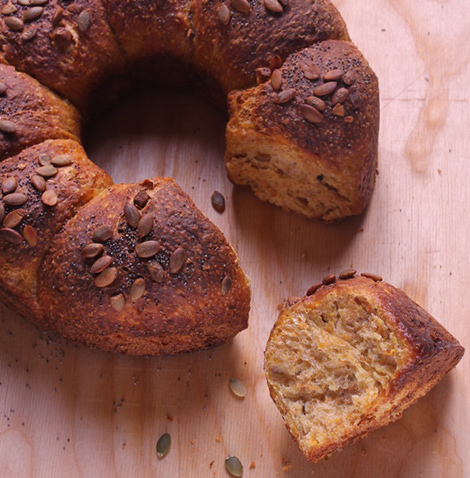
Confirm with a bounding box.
[23,225,37,247]
[3,209,25,228]
[3,192,27,206]
[230,0,251,14]
[229,378,246,398]
[124,203,141,228]
[169,247,186,274]
[221,275,232,295]
[339,269,356,280]
[95,267,117,288]
[264,0,283,13]
[42,189,58,207]
[90,255,112,274]
[92,225,113,243]
[137,213,153,238]
[130,278,146,301]
[218,3,231,25]
[211,191,225,213]
[225,456,243,477]
[0,227,23,244]
[110,294,125,312]
[300,104,323,124]
[156,433,171,459]
[361,272,383,282]
[313,81,337,97]
[81,243,104,259]
[271,69,282,91]
[322,273,336,285]
[136,240,160,258]
[0,119,18,134]
[274,88,296,104]
[306,283,322,296]
[2,176,17,194]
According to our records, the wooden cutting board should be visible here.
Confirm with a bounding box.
[1,1,469,476]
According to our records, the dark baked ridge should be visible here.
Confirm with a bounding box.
[0,1,379,354]
[264,275,464,462]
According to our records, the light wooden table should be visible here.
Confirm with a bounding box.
[1,1,469,476]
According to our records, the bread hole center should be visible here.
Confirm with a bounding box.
[84,87,227,210]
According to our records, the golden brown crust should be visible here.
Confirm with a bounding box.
[191,0,349,95]
[0,139,112,322]
[37,177,251,355]
[0,0,124,109]
[226,40,379,221]
[0,63,81,160]
[265,274,464,462]
[102,0,193,63]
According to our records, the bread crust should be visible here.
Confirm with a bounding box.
[0,139,112,322]
[0,63,81,160]
[37,178,251,355]
[265,275,464,462]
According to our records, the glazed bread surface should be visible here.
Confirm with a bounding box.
[38,177,251,355]
[265,274,464,462]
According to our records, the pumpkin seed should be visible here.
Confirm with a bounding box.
[4,16,23,31]
[0,203,4,224]
[23,225,37,247]
[95,267,117,288]
[306,283,322,296]
[136,240,160,258]
[2,176,17,194]
[322,273,336,285]
[271,69,282,91]
[305,96,326,111]
[0,119,18,133]
[35,165,58,178]
[41,189,58,207]
[110,294,125,311]
[169,247,186,274]
[324,69,344,81]
[92,225,113,242]
[264,0,283,13]
[124,202,141,228]
[130,278,146,300]
[0,82,7,95]
[90,255,112,274]
[343,70,356,85]
[81,243,104,259]
[1,4,17,15]
[133,190,150,209]
[218,3,231,25]
[300,104,323,124]
[211,191,225,213]
[332,87,349,105]
[31,174,46,192]
[301,63,321,80]
[361,272,383,282]
[30,0,49,5]
[51,7,63,26]
[225,456,243,477]
[50,154,72,167]
[77,10,90,32]
[3,208,24,228]
[147,261,165,282]
[137,213,153,238]
[0,227,23,244]
[339,269,356,280]
[22,25,37,41]
[17,0,30,5]
[273,88,296,104]
[3,192,27,206]
[38,154,51,166]
[229,378,246,398]
[313,81,337,96]
[221,275,232,295]
[156,433,171,458]
[230,0,250,14]
[23,6,43,22]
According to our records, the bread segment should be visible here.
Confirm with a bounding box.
[265,276,464,462]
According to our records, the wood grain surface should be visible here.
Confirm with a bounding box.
[1,1,469,476]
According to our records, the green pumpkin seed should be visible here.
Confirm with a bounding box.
[156,433,171,458]
[225,456,243,477]
[229,378,246,398]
